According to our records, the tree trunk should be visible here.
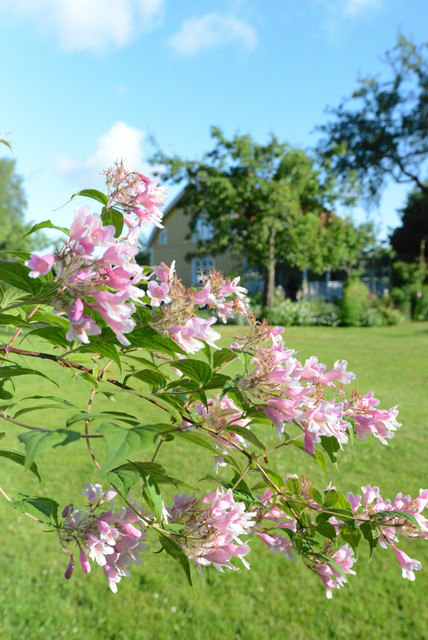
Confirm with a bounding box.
[263,228,276,308]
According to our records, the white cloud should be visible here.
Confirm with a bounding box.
[0,0,164,53]
[56,121,152,184]
[167,12,258,56]
[317,0,384,39]
[342,0,382,17]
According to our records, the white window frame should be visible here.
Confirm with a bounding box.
[191,256,215,285]
[192,216,214,242]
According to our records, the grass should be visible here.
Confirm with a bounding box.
[0,323,427,640]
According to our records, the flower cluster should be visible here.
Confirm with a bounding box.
[165,488,256,572]
[149,262,249,353]
[104,161,168,230]
[182,395,251,472]
[60,483,147,593]
[25,169,170,345]
[230,325,400,455]
[347,484,428,580]
[313,544,357,599]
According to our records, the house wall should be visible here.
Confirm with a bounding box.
[151,205,243,287]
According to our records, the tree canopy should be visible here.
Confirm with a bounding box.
[154,128,366,306]
[0,157,45,253]
[390,184,428,262]
[317,35,428,203]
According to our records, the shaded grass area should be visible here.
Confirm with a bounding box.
[0,323,427,640]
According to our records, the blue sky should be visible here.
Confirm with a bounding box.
[1,0,427,245]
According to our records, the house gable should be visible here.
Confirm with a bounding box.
[148,190,242,287]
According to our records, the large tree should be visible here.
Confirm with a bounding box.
[317,35,428,203]
[0,157,43,253]
[154,128,361,307]
[390,184,428,262]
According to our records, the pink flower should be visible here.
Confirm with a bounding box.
[25,253,56,278]
[168,316,221,354]
[256,532,296,561]
[147,281,171,306]
[90,290,136,346]
[79,548,91,574]
[166,489,255,572]
[154,261,175,285]
[64,555,74,580]
[193,282,216,306]
[345,393,400,445]
[316,544,356,598]
[302,400,348,454]
[66,299,102,344]
[392,545,422,581]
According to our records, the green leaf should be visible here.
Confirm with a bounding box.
[323,489,340,508]
[340,524,361,552]
[13,403,68,419]
[203,373,230,390]
[66,411,139,428]
[0,366,59,387]
[101,208,124,237]
[22,394,75,406]
[81,342,122,371]
[18,429,81,468]
[139,469,163,521]
[201,342,213,366]
[316,521,337,540]
[0,379,15,400]
[170,359,212,386]
[97,422,158,472]
[360,521,379,557]
[320,436,340,464]
[11,494,59,524]
[73,188,109,206]
[128,326,186,356]
[0,285,30,311]
[213,349,237,370]
[0,448,41,480]
[222,386,250,412]
[286,476,301,496]
[28,310,69,328]
[0,261,42,294]
[0,313,29,327]
[260,466,284,490]
[24,219,69,237]
[107,467,139,498]
[313,448,327,475]
[125,460,178,485]
[309,488,323,505]
[228,425,266,451]
[126,369,167,389]
[157,532,193,589]
[174,429,219,453]
[0,432,5,440]
[26,326,69,348]
[133,306,152,327]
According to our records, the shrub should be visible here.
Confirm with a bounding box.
[340,278,370,326]
[412,285,428,321]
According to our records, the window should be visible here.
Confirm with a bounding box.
[192,216,214,242]
[191,257,215,285]
[158,228,167,245]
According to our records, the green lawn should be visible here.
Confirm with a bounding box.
[0,323,427,640]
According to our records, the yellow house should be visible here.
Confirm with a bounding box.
[148,190,243,287]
